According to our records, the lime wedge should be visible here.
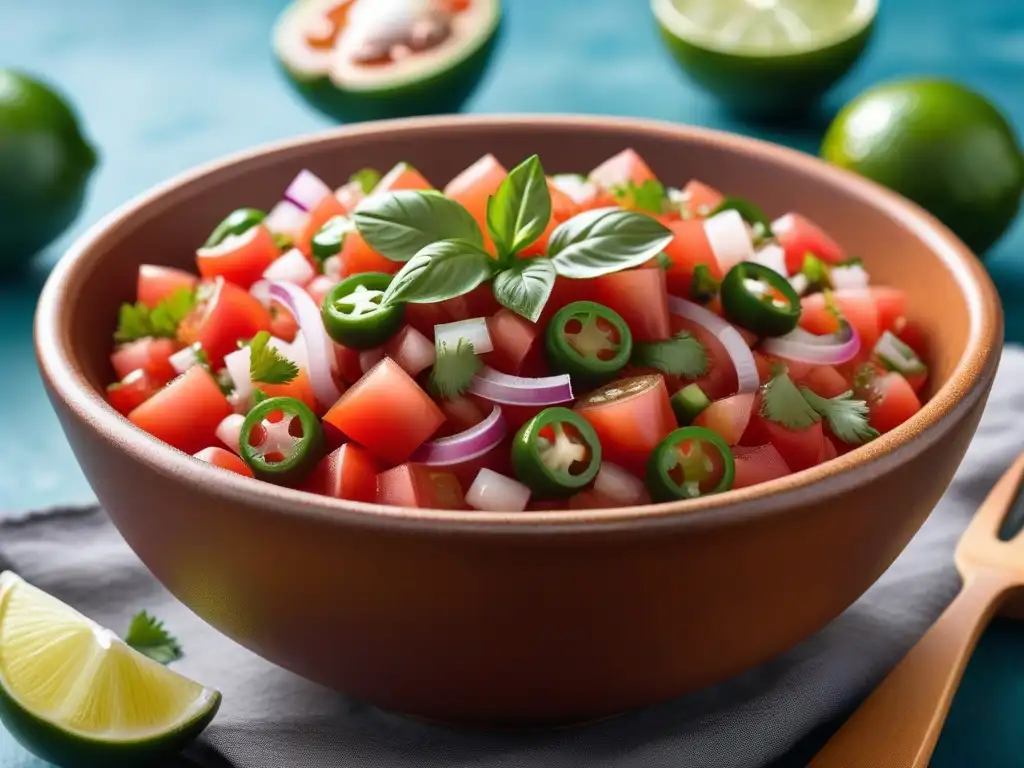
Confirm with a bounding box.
[0,572,220,767]
[652,0,877,118]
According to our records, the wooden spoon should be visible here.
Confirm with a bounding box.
[810,452,1024,768]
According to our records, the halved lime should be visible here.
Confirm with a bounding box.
[652,0,877,118]
[0,572,220,767]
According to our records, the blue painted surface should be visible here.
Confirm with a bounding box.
[0,0,1022,765]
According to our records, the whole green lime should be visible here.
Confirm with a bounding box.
[822,79,1024,255]
[0,70,97,269]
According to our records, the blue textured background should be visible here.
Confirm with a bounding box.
[1,0,1023,765]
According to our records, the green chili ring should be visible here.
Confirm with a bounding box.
[646,426,735,503]
[321,272,405,349]
[545,301,633,389]
[311,215,356,266]
[240,396,325,485]
[204,207,267,248]
[720,261,801,337]
[512,407,602,498]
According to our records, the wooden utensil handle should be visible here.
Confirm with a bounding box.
[809,573,1009,768]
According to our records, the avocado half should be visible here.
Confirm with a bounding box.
[274,0,502,123]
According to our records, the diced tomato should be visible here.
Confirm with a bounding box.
[670,316,738,400]
[732,444,791,489]
[333,343,363,385]
[437,395,487,435]
[177,277,272,368]
[745,417,824,472]
[306,443,379,502]
[269,300,301,342]
[800,290,880,354]
[866,372,923,434]
[376,463,467,509]
[589,268,672,342]
[137,265,197,308]
[817,433,839,463]
[894,317,929,361]
[869,287,908,334]
[443,154,507,249]
[323,358,445,464]
[575,374,676,475]
[438,282,500,321]
[753,351,774,384]
[662,219,720,297]
[588,148,657,189]
[693,393,755,446]
[679,180,724,217]
[773,213,845,274]
[193,446,254,478]
[299,195,347,251]
[483,309,538,374]
[568,489,620,510]
[374,162,434,193]
[799,366,849,398]
[383,325,436,378]
[260,368,318,412]
[110,337,178,384]
[339,231,401,278]
[106,369,162,416]
[128,366,232,454]
[404,302,450,339]
[195,224,280,289]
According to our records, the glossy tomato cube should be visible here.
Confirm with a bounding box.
[110,337,178,384]
[306,443,379,502]
[128,366,232,454]
[193,446,254,478]
[376,463,466,509]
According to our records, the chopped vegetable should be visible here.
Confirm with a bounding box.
[239,396,325,484]
[115,288,195,343]
[124,611,183,665]
[632,332,708,378]
[671,383,711,426]
[545,301,633,388]
[800,387,879,445]
[430,337,483,400]
[322,272,405,349]
[248,331,299,385]
[512,407,602,498]
[720,261,802,337]
[646,427,735,502]
[761,368,820,430]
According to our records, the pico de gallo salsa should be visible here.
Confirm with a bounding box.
[105,149,929,511]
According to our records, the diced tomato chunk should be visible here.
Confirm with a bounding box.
[800,290,880,354]
[438,283,500,322]
[799,366,850,398]
[128,366,232,454]
[894,318,929,361]
[773,213,845,274]
[193,446,254,478]
[757,419,825,472]
[437,395,487,435]
[662,219,720,297]
[177,277,272,368]
[866,372,923,434]
[817,433,839,463]
[306,443,380,502]
[339,231,401,278]
[869,287,908,334]
[575,374,676,475]
[678,180,725,217]
[374,162,433,193]
[589,268,672,342]
[693,393,755,446]
[732,444,791,489]
[443,154,507,249]
[137,265,197,308]
[300,194,347,250]
[196,224,280,289]
[323,358,445,464]
[260,368,318,412]
[107,369,162,416]
[568,489,621,510]
[110,337,178,384]
[589,149,657,189]
[377,463,466,509]
[484,309,538,374]
[333,343,363,385]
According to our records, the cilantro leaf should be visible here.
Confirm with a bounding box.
[632,332,709,378]
[124,611,183,665]
[114,288,195,343]
[800,387,879,445]
[249,331,299,385]
[801,254,832,290]
[654,251,673,270]
[690,263,720,304]
[611,180,666,215]
[429,338,481,399]
[761,370,820,430]
[349,167,382,195]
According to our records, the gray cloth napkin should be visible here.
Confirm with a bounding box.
[3,348,1022,768]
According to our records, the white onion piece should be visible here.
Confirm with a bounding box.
[410,406,508,466]
[284,169,331,212]
[703,210,754,273]
[267,281,341,408]
[753,243,788,277]
[435,318,493,354]
[761,322,861,366]
[667,296,760,395]
[223,335,295,404]
[594,462,650,506]
[466,468,531,512]
[830,263,870,291]
[360,347,385,374]
[263,248,316,285]
[215,413,245,455]
[323,255,343,281]
[789,273,810,296]
[249,279,272,309]
[384,326,435,377]
[469,366,574,406]
[169,343,203,375]
[550,174,598,205]
[265,200,310,240]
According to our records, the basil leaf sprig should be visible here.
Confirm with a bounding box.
[354,154,674,324]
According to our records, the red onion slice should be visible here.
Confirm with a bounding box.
[468,366,574,406]
[267,281,341,408]
[284,169,331,212]
[761,322,861,366]
[410,406,508,466]
[667,295,760,395]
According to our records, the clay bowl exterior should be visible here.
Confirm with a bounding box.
[35,116,1002,725]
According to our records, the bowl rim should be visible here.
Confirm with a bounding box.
[35,113,1003,534]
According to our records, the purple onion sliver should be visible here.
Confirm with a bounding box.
[283,169,332,212]
[468,367,574,406]
[761,322,861,366]
[267,281,341,408]
[410,407,507,466]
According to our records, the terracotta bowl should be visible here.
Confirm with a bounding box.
[35,115,1002,725]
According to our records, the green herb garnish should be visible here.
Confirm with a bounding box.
[801,254,832,290]
[492,258,556,323]
[800,388,879,445]
[249,331,298,385]
[610,179,667,215]
[124,611,183,665]
[632,332,709,378]
[381,239,495,306]
[114,288,195,343]
[761,369,820,430]
[354,189,483,262]
[485,153,551,261]
[429,338,481,399]
[547,207,673,279]
[690,264,720,304]
[349,167,382,195]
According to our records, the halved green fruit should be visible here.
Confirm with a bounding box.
[0,572,220,767]
[274,0,502,123]
[652,0,876,119]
